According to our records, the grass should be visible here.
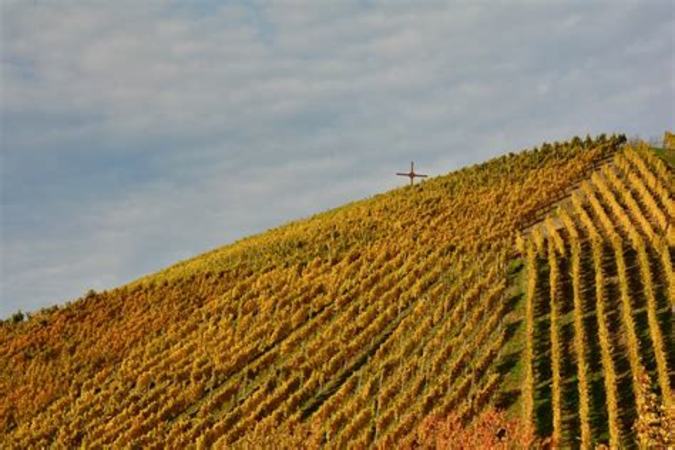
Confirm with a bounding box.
[650,147,675,168]
[495,257,526,416]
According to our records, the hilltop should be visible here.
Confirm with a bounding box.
[1,135,672,448]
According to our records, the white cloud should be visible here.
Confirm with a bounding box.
[1,0,673,316]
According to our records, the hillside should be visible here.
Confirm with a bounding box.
[1,135,672,448]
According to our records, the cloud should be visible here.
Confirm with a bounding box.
[1,0,673,317]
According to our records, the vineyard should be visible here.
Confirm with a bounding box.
[520,143,674,448]
[0,135,672,448]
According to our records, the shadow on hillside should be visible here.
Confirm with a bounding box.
[648,247,675,374]
[556,253,582,447]
[624,248,658,375]
[578,240,609,442]
[497,350,521,378]
[504,293,523,318]
[532,254,552,437]
[604,267,637,446]
[495,388,520,411]
[560,321,581,446]
[624,245,673,392]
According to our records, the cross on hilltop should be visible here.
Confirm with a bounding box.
[396,161,428,186]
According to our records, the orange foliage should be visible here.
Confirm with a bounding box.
[405,408,543,450]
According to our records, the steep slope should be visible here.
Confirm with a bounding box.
[0,135,671,448]
[519,143,674,448]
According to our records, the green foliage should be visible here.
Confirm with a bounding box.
[11,311,24,324]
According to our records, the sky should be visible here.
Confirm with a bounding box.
[1,0,673,318]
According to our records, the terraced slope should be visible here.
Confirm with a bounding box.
[520,144,674,448]
[0,135,671,448]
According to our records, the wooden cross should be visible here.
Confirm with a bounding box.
[396,161,428,186]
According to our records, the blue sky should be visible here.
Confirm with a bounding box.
[1,0,673,318]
